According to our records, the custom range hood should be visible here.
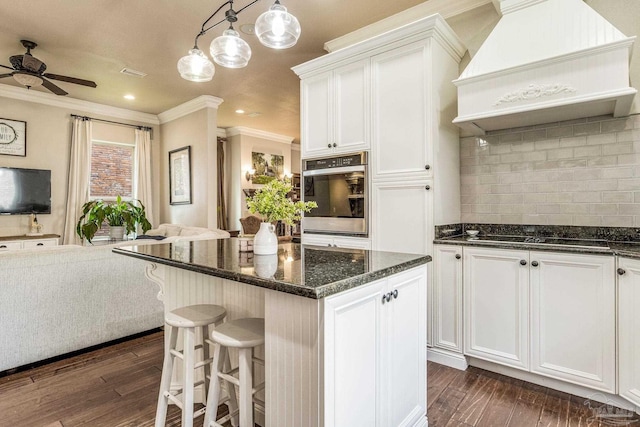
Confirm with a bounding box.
[453,0,637,134]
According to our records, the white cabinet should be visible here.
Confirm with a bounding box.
[0,236,59,251]
[433,245,463,353]
[301,234,371,250]
[530,251,615,392]
[371,180,432,255]
[618,257,640,407]
[463,247,530,371]
[300,60,369,159]
[324,266,427,427]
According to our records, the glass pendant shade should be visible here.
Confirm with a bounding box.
[177,48,215,82]
[210,28,252,68]
[255,2,301,49]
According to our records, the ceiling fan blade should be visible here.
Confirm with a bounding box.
[43,73,97,88]
[0,64,14,71]
[0,73,14,79]
[41,77,68,96]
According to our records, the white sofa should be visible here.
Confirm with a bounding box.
[0,227,230,373]
[144,223,230,241]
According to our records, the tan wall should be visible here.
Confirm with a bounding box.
[159,107,218,228]
[0,97,160,237]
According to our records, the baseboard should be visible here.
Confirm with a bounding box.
[427,347,468,371]
[468,357,640,416]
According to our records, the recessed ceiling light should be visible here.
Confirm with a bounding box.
[248,112,262,117]
[124,94,135,100]
[235,109,245,114]
[240,24,255,35]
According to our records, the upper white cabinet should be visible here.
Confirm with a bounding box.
[299,59,369,159]
[530,251,615,392]
[323,266,427,427]
[618,257,640,407]
[463,246,530,371]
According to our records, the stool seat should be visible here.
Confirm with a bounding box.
[211,318,265,348]
[165,304,227,328]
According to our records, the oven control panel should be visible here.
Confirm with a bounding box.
[304,152,367,170]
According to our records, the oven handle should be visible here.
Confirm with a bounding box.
[303,165,366,177]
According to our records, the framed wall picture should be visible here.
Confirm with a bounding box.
[169,146,192,205]
[251,151,284,184]
[0,118,26,157]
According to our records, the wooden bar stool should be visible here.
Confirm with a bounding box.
[204,318,265,427]
[155,304,230,427]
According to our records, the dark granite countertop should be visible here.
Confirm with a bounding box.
[113,239,430,299]
[435,235,640,260]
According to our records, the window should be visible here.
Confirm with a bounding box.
[89,139,137,238]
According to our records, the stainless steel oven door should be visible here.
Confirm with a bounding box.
[302,165,367,235]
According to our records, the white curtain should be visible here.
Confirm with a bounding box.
[135,128,154,227]
[62,117,92,245]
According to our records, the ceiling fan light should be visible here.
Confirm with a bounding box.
[210,28,252,69]
[255,2,301,49]
[13,72,43,87]
[177,48,215,82]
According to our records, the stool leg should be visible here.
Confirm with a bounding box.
[204,343,225,427]
[182,327,196,427]
[155,324,178,427]
[223,349,239,427]
[238,348,254,427]
[201,325,211,404]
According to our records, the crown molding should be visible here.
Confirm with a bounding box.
[225,126,293,145]
[0,83,160,125]
[158,95,224,124]
[291,143,301,151]
[324,0,493,53]
[217,127,227,138]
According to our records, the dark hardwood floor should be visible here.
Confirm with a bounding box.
[0,331,637,427]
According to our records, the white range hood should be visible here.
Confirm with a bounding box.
[453,0,637,134]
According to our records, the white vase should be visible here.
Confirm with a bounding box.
[109,226,125,241]
[253,222,278,255]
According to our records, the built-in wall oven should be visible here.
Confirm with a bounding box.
[302,152,368,236]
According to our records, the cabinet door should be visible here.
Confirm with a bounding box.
[433,245,463,353]
[464,247,529,370]
[334,60,369,154]
[301,233,334,247]
[22,238,58,248]
[301,73,332,159]
[324,278,387,427]
[530,252,615,392]
[618,257,640,406]
[371,41,431,180]
[371,180,432,255]
[385,267,427,427]
[333,236,371,250]
[0,241,23,250]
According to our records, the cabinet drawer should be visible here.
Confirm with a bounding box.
[0,241,22,250]
[22,239,58,248]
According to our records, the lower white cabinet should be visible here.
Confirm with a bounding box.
[618,257,640,407]
[463,247,530,370]
[324,267,427,427]
[530,251,615,392]
[0,236,59,251]
[301,234,371,250]
[432,245,463,353]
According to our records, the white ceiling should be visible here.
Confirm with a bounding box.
[0,0,438,141]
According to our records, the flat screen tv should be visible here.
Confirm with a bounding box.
[0,167,51,214]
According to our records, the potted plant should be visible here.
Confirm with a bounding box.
[76,196,152,243]
[246,178,317,254]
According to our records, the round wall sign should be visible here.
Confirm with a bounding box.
[0,122,18,144]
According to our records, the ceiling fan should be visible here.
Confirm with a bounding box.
[0,40,97,96]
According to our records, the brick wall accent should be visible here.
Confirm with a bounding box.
[460,114,640,227]
[90,143,134,198]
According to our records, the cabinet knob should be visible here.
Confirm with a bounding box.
[531,261,539,267]
[0,245,6,249]
[520,260,527,266]
[392,289,398,299]
[425,164,431,170]
[618,268,626,275]
[382,292,392,304]
[425,185,431,191]
[332,143,337,148]
[37,243,44,246]
[455,254,461,260]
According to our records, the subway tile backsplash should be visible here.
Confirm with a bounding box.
[460,114,640,227]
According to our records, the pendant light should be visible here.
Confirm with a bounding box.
[255,0,301,49]
[177,48,215,82]
[210,26,252,68]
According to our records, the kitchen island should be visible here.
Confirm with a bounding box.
[114,239,430,427]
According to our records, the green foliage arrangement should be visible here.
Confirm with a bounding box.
[76,195,152,243]
[246,178,317,225]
